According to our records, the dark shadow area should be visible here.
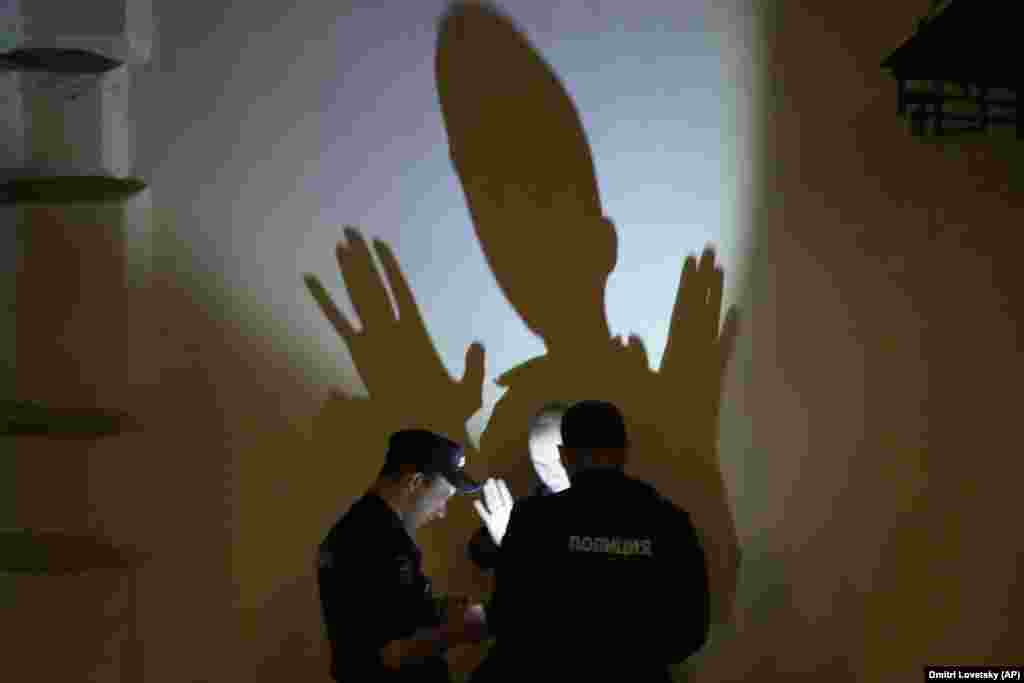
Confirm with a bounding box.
[302,2,742,680]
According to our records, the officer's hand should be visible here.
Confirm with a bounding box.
[460,603,488,643]
[444,601,488,646]
[472,478,514,547]
[442,593,473,620]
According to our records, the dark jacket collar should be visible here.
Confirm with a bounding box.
[363,492,418,550]
[567,466,629,485]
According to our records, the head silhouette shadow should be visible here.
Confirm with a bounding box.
[436,1,618,354]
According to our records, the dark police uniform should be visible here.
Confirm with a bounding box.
[317,428,481,682]
[318,492,450,683]
[476,467,709,683]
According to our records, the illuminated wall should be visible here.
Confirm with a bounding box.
[142,1,754,420]
[131,1,757,679]
[7,0,1021,681]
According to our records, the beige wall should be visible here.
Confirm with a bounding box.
[698,1,1023,679]
[8,1,1022,681]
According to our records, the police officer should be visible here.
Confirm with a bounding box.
[316,428,486,682]
[471,400,710,682]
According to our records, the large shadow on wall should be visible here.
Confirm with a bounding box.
[300,2,744,678]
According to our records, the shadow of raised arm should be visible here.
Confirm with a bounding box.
[303,226,486,444]
[653,245,742,625]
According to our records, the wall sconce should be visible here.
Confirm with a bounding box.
[882,0,1020,139]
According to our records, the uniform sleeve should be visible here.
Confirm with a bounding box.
[659,507,711,663]
[317,541,410,671]
[467,524,501,571]
[483,501,530,639]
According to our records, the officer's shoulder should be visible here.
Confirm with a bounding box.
[625,474,670,502]
[322,497,376,544]
[513,492,546,513]
[637,480,693,517]
[512,491,559,520]
[659,494,697,527]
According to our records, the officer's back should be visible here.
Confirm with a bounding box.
[483,400,709,682]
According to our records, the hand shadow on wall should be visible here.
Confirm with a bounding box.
[301,1,743,676]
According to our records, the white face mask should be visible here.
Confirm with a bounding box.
[529,430,571,493]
